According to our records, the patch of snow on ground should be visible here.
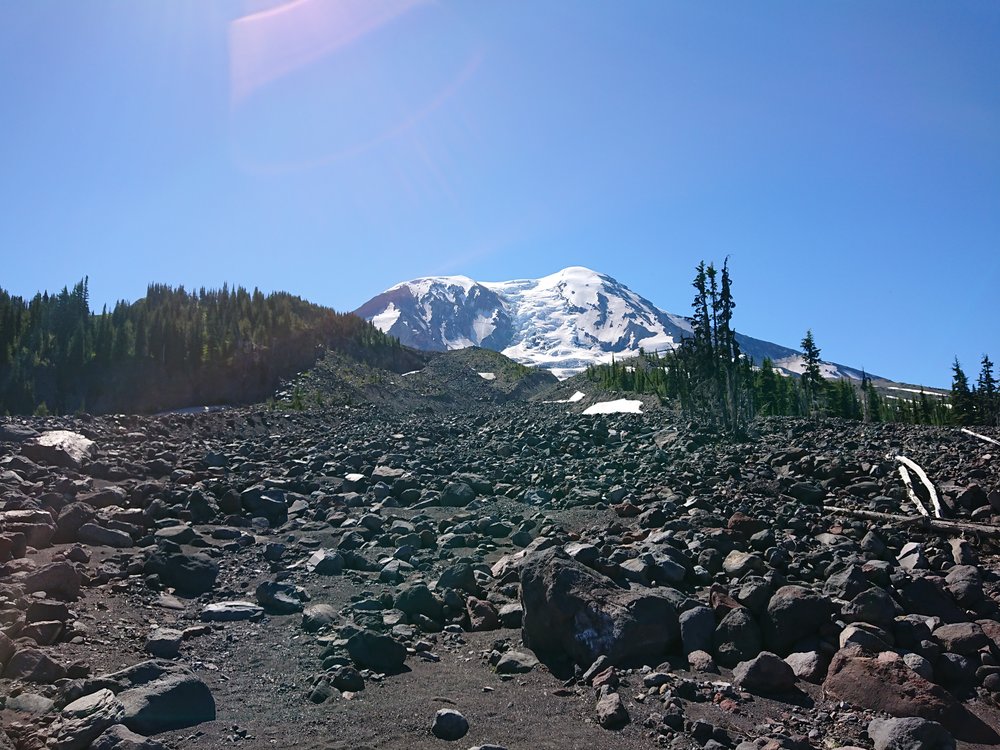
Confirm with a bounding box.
[888,386,945,397]
[371,303,401,333]
[400,370,421,377]
[477,372,496,380]
[582,399,643,415]
[545,390,586,404]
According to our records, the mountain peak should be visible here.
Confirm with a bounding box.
[355,268,866,381]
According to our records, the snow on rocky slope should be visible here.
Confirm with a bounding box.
[355,266,865,379]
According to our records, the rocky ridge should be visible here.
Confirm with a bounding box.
[1,400,999,749]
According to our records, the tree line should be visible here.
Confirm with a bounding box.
[586,260,975,435]
[0,278,405,415]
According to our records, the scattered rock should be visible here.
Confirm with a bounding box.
[431,708,469,740]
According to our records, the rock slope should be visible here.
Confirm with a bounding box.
[1,403,1000,749]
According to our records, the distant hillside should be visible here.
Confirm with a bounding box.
[282,346,558,415]
[0,279,421,415]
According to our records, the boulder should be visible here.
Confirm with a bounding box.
[784,650,826,683]
[305,549,344,576]
[3,647,66,683]
[932,622,989,656]
[494,650,539,674]
[431,708,469,740]
[97,661,215,735]
[19,561,81,600]
[77,523,133,548]
[823,652,998,743]
[679,605,715,655]
[200,601,263,622]
[301,604,338,632]
[144,546,218,596]
[255,581,306,615]
[346,630,406,673]
[519,549,680,667]
[763,585,832,655]
[714,606,762,667]
[47,689,125,750]
[466,597,500,631]
[898,577,966,624]
[439,482,476,507]
[396,584,443,621]
[867,717,955,750]
[732,651,797,694]
[1,509,56,548]
[90,725,167,750]
[144,629,183,659]
[595,690,630,729]
[22,430,96,470]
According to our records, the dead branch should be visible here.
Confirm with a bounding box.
[823,505,1000,538]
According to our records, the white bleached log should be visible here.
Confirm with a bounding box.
[892,454,945,519]
[961,428,1000,447]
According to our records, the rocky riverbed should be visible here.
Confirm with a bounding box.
[2,402,1000,750]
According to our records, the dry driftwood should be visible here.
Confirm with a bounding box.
[962,428,1000,448]
[890,454,945,518]
[823,505,1000,538]
[897,464,930,518]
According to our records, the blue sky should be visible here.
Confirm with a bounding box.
[1,1,997,387]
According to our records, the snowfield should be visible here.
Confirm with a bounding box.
[582,399,644,415]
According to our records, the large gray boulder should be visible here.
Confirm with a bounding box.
[868,717,955,750]
[94,661,215,735]
[519,549,680,667]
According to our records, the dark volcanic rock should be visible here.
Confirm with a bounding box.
[763,585,832,655]
[144,545,218,596]
[824,652,998,743]
[431,708,469,740]
[732,651,797,694]
[519,549,680,667]
[346,630,407,673]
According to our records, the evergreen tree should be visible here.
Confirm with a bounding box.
[800,329,823,415]
[977,354,998,425]
[949,357,975,426]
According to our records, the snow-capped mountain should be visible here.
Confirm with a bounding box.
[355,266,865,379]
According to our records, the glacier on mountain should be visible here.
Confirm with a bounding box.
[355,266,865,380]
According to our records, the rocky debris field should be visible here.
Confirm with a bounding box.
[1,403,1000,750]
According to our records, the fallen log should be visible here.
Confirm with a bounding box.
[961,428,1000,448]
[891,454,945,518]
[897,465,930,518]
[822,505,1000,538]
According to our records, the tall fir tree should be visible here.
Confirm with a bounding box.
[977,354,998,425]
[800,329,823,415]
[950,357,975,426]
